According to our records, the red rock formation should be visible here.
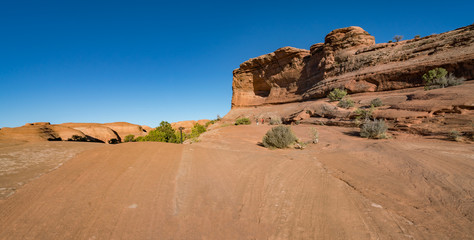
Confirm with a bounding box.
[0,125,60,142]
[171,119,210,133]
[232,24,474,107]
[103,122,147,140]
[0,122,147,144]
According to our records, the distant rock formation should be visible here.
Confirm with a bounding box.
[0,122,148,144]
[232,24,474,107]
[102,122,147,140]
[171,119,210,133]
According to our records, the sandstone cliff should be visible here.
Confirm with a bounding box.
[232,24,474,107]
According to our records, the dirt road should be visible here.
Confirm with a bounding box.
[0,125,473,239]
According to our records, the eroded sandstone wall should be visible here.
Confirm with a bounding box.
[232,24,474,107]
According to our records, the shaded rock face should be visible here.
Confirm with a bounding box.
[232,24,474,107]
[103,122,147,140]
[232,47,310,107]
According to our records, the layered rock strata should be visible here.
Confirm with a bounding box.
[232,24,474,107]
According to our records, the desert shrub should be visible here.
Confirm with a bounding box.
[423,68,447,86]
[190,123,206,138]
[393,35,403,42]
[370,98,383,107]
[388,40,393,43]
[360,119,388,139]
[205,120,216,128]
[414,35,421,39]
[310,128,319,144]
[134,136,145,142]
[235,117,251,125]
[124,134,135,142]
[262,125,298,149]
[206,115,222,128]
[448,130,461,142]
[141,121,180,143]
[328,88,347,101]
[68,135,87,142]
[269,117,282,125]
[423,68,464,90]
[337,97,354,109]
[354,106,374,122]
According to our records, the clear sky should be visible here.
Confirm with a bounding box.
[1,0,472,128]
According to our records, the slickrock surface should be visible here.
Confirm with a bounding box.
[225,81,474,140]
[0,125,472,239]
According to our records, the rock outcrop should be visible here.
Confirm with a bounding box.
[0,122,148,144]
[103,122,147,140]
[0,125,61,142]
[171,119,210,133]
[232,24,474,107]
[225,81,474,140]
[59,123,122,143]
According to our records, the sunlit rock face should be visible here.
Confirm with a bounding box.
[231,24,474,107]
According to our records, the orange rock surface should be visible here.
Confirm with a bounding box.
[232,24,474,107]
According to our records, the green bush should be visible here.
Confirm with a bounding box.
[262,125,298,149]
[124,134,135,142]
[354,106,374,122]
[423,68,464,90]
[328,88,347,101]
[235,117,251,125]
[269,117,282,125]
[337,97,354,109]
[423,67,447,88]
[68,135,87,142]
[140,121,180,143]
[370,98,383,107]
[205,120,215,128]
[190,123,206,138]
[360,119,388,139]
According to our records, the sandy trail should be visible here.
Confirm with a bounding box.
[0,125,473,239]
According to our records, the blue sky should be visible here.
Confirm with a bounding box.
[1,0,472,128]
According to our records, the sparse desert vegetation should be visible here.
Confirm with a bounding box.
[337,97,354,109]
[328,88,347,101]
[262,125,298,149]
[423,67,464,90]
[235,117,251,125]
[370,98,383,107]
[353,106,375,122]
[359,119,388,139]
